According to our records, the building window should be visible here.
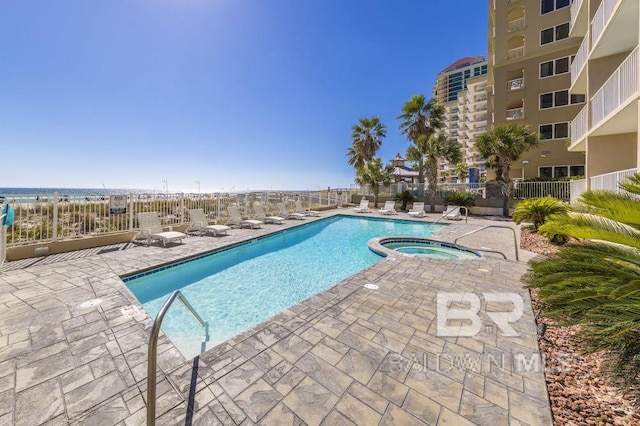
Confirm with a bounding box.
[539,165,585,178]
[539,123,569,140]
[555,166,569,178]
[570,165,585,176]
[540,90,585,109]
[540,56,573,78]
[539,167,553,178]
[541,0,571,15]
[540,22,570,45]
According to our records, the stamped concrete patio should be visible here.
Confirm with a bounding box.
[0,210,552,425]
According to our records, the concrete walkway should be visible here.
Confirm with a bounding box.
[0,210,552,425]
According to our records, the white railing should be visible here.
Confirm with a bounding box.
[507,46,525,59]
[590,47,638,128]
[570,104,588,144]
[2,190,351,247]
[359,183,486,198]
[571,0,585,33]
[591,0,619,48]
[508,17,526,32]
[513,181,572,200]
[571,32,589,87]
[506,107,524,121]
[507,77,524,91]
[590,168,638,192]
[570,179,587,203]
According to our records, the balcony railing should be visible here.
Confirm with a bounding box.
[590,168,638,193]
[590,47,638,128]
[571,0,585,33]
[507,46,525,60]
[506,107,524,121]
[571,32,589,87]
[591,0,618,48]
[570,104,588,144]
[508,17,525,32]
[507,77,524,90]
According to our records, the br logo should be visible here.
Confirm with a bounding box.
[436,292,524,337]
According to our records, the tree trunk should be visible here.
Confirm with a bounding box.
[426,159,438,213]
[417,158,425,197]
[373,185,379,208]
[502,167,512,217]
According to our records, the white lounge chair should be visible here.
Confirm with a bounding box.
[407,202,426,218]
[187,208,231,236]
[295,200,320,217]
[353,199,370,213]
[277,202,305,220]
[378,201,397,215]
[443,205,462,220]
[227,206,263,229]
[136,212,186,247]
[254,203,284,224]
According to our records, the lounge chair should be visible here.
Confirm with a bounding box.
[277,202,305,220]
[443,205,462,220]
[295,200,320,217]
[353,199,370,213]
[136,212,186,247]
[407,202,426,218]
[378,201,397,215]
[228,206,263,228]
[253,203,284,224]
[187,208,231,236]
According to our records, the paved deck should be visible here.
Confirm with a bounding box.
[0,209,552,425]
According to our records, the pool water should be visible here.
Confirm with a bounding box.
[383,242,478,259]
[125,215,440,359]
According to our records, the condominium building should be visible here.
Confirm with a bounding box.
[488,0,586,180]
[435,57,489,183]
[567,0,639,189]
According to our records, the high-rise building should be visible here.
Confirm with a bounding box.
[567,0,639,189]
[436,57,489,183]
[488,0,586,180]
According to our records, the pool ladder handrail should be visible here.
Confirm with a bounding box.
[453,224,519,261]
[147,290,209,426]
[432,206,469,225]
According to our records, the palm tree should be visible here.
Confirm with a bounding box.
[525,175,640,386]
[454,163,469,183]
[477,124,539,216]
[354,158,394,208]
[347,117,386,171]
[407,134,462,213]
[398,95,444,193]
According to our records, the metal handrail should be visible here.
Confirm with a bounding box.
[147,291,209,426]
[453,225,519,261]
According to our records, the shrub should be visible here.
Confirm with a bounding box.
[394,191,416,211]
[512,197,568,231]
[444,191,475,208]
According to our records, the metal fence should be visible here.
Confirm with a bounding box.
[2,190,352,247]
[356,182,486,198]
[590,168,638,193]
[512,181,571,200]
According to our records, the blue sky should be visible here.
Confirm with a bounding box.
[0,1,487,193]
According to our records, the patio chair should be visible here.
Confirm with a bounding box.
[353,198,370,213]
[253,203,284,224]
[228,206,263,229]
[187,208,231,236]
[295,200,320,217]
[277,202,305,220]
[378,201,397,215]
[136,212,186,247]
[407,202,426,218]
[442,205,462,220]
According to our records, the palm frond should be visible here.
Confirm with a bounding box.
[540,212,640,249]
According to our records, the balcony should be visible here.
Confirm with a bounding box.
[590,168,638,192]
[570,0,587,37]
[508,17,525,33]
[590,0,638,59]
[507,77,524,91]
[590,47,638,132]
[507,46,524,60]
[506,107,524,121]
[570,32,589,93]
[569,104,588,151]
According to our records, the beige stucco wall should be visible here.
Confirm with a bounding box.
[586,133,638,177]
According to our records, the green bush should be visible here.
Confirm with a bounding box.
[443,191,475,208]
[394,191,416,211]
[512,197,569,231]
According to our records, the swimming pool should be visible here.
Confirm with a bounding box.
[124,215,441,359]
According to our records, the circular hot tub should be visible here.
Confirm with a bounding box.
[369,237,480,259]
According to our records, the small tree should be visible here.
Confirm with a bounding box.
[347,116,386,171]
[354,158,394,208]
[394,190,416,211]
[477,124,539,216]
[511,197,569,231]
[454,163,469,183]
